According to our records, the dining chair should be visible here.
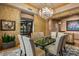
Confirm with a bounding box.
[51,32,58,39]
[57,33,67,55]
[19,35,45,56]
[31,32,44,41]
[61,34,68,53]
[18,35,26,56]
[45,33,66,56]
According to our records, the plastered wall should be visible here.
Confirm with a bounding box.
[0,5,21,45]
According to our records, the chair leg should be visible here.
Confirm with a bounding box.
[25,53,27,56]
[44,49,48,56]
[20,50,27,56]
[59,50,63,56]
[20,50,22,56]
[64,47,66,52]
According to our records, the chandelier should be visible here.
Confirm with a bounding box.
[39,7,53,19]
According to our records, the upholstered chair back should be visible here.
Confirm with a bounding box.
[31,32,44,41]
[54,33,66,55]
[18,35,25,56]
[22,36,36,56]
[51,32,57,39]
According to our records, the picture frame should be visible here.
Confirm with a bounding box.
[66,20,79,31]
[0,20,16,31]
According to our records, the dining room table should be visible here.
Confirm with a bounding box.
[34,36,56,55]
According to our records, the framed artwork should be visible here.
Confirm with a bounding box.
[66,20,79,31]
[0,20,16,31]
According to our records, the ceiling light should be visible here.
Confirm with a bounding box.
[39,7,53,20]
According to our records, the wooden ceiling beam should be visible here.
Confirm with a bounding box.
[27,3,69,10]
[49,7,79,20]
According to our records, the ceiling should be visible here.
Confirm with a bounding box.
[28,3,68,9]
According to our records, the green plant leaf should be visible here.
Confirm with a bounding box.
[2,33,15,43]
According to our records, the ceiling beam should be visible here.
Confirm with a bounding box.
[27,3,39,10]
[49,7,79,20]
[27,3,68,10]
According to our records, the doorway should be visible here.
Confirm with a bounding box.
[20,18,33,37]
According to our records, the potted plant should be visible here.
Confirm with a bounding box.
[2,33,16,49]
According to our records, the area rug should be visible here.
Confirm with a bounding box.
[63,44,79,56]
[48,44,79,56]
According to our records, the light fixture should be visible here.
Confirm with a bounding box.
[39,7,53,20]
